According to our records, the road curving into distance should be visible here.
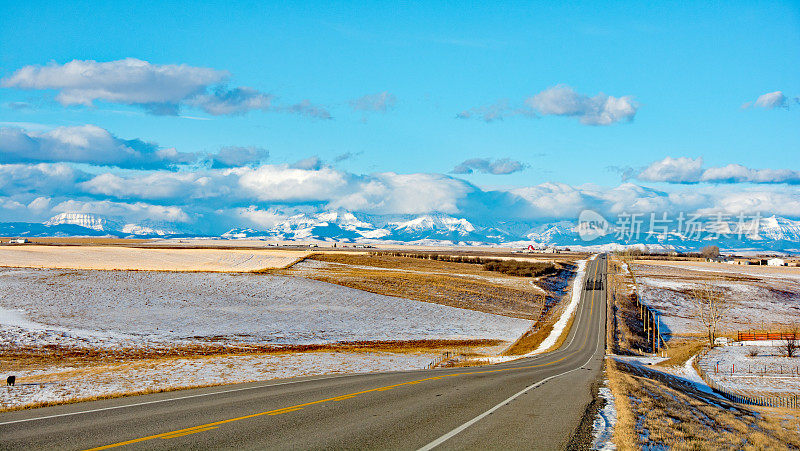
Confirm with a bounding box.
[0,254,608,450]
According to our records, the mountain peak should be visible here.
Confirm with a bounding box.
[45,212,116,232]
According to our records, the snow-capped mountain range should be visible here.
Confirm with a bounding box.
[2,211,800,252]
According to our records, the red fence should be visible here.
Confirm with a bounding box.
[738,332,800,341]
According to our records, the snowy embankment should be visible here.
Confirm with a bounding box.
[592,380,617,451]
[530,257,590,355]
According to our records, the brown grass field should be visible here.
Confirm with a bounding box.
[1,338,502,371]
[282,252,577,321]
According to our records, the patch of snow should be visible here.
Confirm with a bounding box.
[676,355,718,397]
[736,340,788,347]
[592,380,617,450]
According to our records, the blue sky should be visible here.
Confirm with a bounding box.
[0,1,798,231]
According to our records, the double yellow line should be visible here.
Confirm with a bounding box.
[87,258,603,450]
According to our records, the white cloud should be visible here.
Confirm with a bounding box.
[742,91,798,110]
[334,151,362,163]
[277,100,332,119]
[0,125,196,169]
[455,100,520,122]
[208,146,269,168]
[509,182,588,219]
[233,165,349,202]
[1,58,226,114]
[188,86,273,115]
[0,163,87,196]
[2,158,799,230]
[2,58,324,117]
[27,196,51,211]
[290,156,323,171]
[350,92,396,112]
[525,85,638,125]
[635,157,800,184]
[636,157,704,183]
[330,173,471,215]
[457,85,638,125]
[232,206,290,229]
[80,170,237,201]
[451,158,526,175]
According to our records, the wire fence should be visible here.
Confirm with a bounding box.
[425,348,471,369]
[708,362,800,377]
[695,348,800,409]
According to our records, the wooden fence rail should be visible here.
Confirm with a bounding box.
[738,332,800,341]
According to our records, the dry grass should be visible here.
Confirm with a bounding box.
[504,295,580,356]
[1,338,502,370]
[608,359,800,450]
[503,322,555,355]
[656,336,707,367]
[284,253,576,320]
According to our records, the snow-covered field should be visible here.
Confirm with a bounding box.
[698,345,800,395]
[0,265,535,410]
[0,246,308,272]
[0,267,531,349]
[0,351,434,410]
[641,260,800,280]
[631,262,800,335]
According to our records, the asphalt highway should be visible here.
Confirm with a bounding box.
[0,254,607,450]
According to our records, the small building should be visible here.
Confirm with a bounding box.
[767,258,786,266]
[706,256,732,263]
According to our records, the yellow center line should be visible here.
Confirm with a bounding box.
[589,257,600,317]
[86,257,606,451]
[161,427,218,439]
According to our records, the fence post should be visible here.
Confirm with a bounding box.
[656,314,660,352]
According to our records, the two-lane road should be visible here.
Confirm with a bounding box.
[0,255,607,450]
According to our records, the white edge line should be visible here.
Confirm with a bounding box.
[0,372,357,426]
[418,258,604,451]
